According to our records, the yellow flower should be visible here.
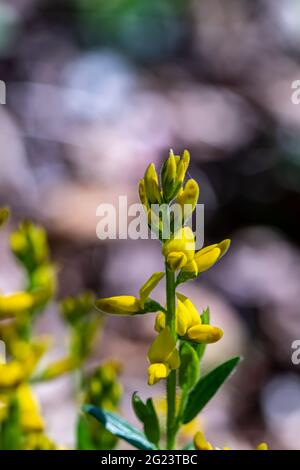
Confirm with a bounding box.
[10,221,49,269]
[147,328,180,385]
[176,179,199,222]
[194,431,269,450]
[96,296,143,315]
[0,291,36,319]
[37,357,79,381]
[0,394,9,421]
[194,431,214,450]
[183,239,231,276]
[256,442,268,450]
[162,227,195,271]
[17,384,44,432]
[155,293,223,345]
[139,272,165,308]
[0,341,47,388]
[96,272,165,315]
[22,433,57,450]
[144,163,162,205]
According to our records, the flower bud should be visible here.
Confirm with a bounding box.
[138,178,150,210]
[144,163,162,205]
[96,296,142,315]
[194,431,214,451]
[176,150,190,185]
[162,227,195,271]
[161,150,178,201]
[176,178,199,222]
[187,324,223,344]
[147,328,180,385]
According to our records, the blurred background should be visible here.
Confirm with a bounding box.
[0,0,300,450]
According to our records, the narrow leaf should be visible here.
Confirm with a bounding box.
[83,405,157,450]
[183,357,241,424]
[132,393,160,446]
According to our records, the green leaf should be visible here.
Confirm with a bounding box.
[195,307,210,360]
[179,343,199,390]
[132,393,160,446]
[143,298,165,313]
[183,357,241,424]
[176,270,196,286]
[201,307,210,325]
[83,405,157,450]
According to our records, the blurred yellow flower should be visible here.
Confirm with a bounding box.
[144,163,162,205]
[17,384,44,432]
[194,431,214,450]
[96,296,142,315]
[0,292,36,318]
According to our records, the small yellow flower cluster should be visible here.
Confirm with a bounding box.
[194,431,268,451]
[96,150,229,388]
[155,294,223,345]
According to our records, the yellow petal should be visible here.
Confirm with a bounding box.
[194,247,221,273]
[256,442,268,450]
[176,179,199,220]
[177,150,190,184]
[139,272,165,308]
[218,239,231,258]
[166,252,187,271]
[176,293,201,327]
[154,312,166,332]
[0,362,25,388]
[144,163,162,204]
[148,328,176,364]
[194,431,214,451]
[17,384,44,432]
[182,259,198,276]
[176,299,192,336]
[96,296,142,315]
[168,348,180,369]
[187,324,223,344]
[38,357,79,381]
[0,292,36,318]
[148,363,170,385]
[162,227,195,270]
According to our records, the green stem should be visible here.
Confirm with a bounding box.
[165,265,177,449]
[175,385,189,431]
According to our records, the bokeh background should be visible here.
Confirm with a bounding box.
[1,0,300,449]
